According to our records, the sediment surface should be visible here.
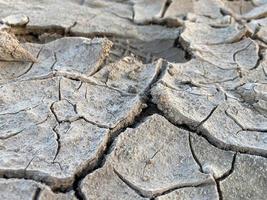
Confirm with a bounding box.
[0,0,266,199]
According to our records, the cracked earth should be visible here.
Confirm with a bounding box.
[0,0,267,200]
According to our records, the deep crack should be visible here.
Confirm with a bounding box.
[189,133,204,173]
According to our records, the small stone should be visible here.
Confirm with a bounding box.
[2,14,29,26]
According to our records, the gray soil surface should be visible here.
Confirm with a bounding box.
[0,0,266,200]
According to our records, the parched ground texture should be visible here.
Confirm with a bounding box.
[0,0,267,200]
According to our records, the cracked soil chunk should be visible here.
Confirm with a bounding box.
[51,99,79,122]
[151,52,267,156]
[0,179,76,200]
[0,37,112,84]
[193,38,259,70]
[23,37,112,79]
[155,183,219,200]
[81,163,148,200]
[225,100,267,131]
[257,25,267,43]
[81,115,213,198]
[0,0,179,42]
[190,134,235,179]
[0,77,59,114]
[200,101,267,156]
[44,37,112,76]
[180,22,245,46]
[163,0,224,22]
[220,154,267,200]
[241,3,267,19]
[132,0,166,24]
[152,82,223,128]
[26,119,109,187]
[93,56,162,94]
[0,72,146,189]
[39,188,76,200]
[151,60,225,128]
[193,0,225,19]
[223,0,254,15]
[60,77,146,130]
[0,77,110,189]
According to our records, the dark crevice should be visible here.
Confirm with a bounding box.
[225,109,267,132]
[254,34,267,46]
[217,152,237,181]
[131,2,135,21]
[33,187,42,200]
[10,45,19,60]
[174,35,192,60]
[220,7,241,22]
[114,167,213,199]
[65,21,77,36]
[15,26,65,43]
[73,180,86,200]
[250,45,264,71]
[232,41,253,63]
[17,46,43,78]
[15,28,190,65]
[128,101,164,129]
[70,116,109,129]
[110,12,133,22]
[114,169,147,198]
[128,61,168,129]
[213,153,237,200]
[57,73,131,96]
[154,182,213,198]
[0,103,41,116]
[70,60,169,197]
[24,156,36,175]
[161,0,172,18]
[215,177,223,200]
[189,134,204,173]
[12,23,188,64]
[196,105,218,129]
[58,78,62,101]
[50,103,60,123]
[50,52,58,71]
[49,100,62,163]
[0,129,24,140]
[196,127,267,158]
[70,102,156,199]
[151,102,267,158]
[52,126,61,162]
